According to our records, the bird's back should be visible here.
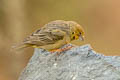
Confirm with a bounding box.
[23,20,70,46]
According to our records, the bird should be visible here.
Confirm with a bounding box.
[13,20,85,53]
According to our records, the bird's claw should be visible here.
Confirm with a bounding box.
[50,45,74,55]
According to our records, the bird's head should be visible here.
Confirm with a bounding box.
[67,21,85,41]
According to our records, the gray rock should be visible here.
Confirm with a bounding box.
[18,44,120,80]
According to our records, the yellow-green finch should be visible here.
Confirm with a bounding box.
[13,20,85,52]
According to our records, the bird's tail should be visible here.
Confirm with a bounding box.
[12,43,31,51]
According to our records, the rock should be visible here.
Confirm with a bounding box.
[18,44,120,80]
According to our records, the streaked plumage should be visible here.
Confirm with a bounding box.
[14,20,85,51]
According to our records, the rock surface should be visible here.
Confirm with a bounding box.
[18,44,120,80]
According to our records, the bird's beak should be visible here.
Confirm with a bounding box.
[79,35,84,41]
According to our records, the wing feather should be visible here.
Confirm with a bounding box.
[23,28,65,46]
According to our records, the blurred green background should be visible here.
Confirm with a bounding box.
[0,0,120,80]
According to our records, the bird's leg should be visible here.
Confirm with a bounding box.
[61,45,73,52]
[50,45,74,54]
[50,49,62,53]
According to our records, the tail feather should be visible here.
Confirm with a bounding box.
[12,43,31,51]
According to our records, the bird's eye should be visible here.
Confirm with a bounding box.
[72,32,75,34]
[79,32,81,35]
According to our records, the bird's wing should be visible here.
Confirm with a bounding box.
[23,28,65,46]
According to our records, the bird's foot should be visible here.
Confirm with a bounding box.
[50,45,74,55]
[50,49,63,53]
